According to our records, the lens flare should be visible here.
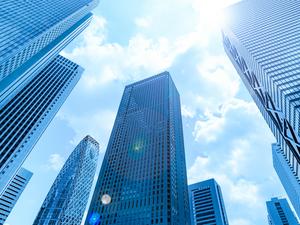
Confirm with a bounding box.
[101,194,112,205]
[89,212,100,225]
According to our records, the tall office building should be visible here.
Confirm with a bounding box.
[222,0,300,217]
[266,197,299,225]
[0,55,83,196]
[0,0,99,197]
[85,72,190,225]
[33,135,99,225]
[0,0,98,100]
[0,167,32,225]
[188,179,229,225]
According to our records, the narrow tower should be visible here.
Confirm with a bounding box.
[33,135,99,225]
[189,179,229,225]
[85,72,190,225]
[266,197,299,225]
[0,167,32,225]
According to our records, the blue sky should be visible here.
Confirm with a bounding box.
[6,0,292,224]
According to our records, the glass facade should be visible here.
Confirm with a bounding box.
[0,0,99,207]
[85,72,190,225]
[189,179,229,225]
[222,0,300,218]
[272,144,300,220]
[0,167,32,225]
[33,135,99,225]
[0,0,98,97]
[266,197,299,225]
[0,55,83,196]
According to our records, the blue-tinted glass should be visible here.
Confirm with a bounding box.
[0,167,32,224]
[222,0,300,217]
[33,136,99,225]
[189,179,229,225]
[85,72,190,225]
[266,197,299,225]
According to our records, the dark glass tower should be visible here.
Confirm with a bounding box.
[34,135,99,225]
[189,179,229,225]
[222,0,300,217]
[85,72,190,225]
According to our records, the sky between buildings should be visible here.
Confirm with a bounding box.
[6,0,290,224]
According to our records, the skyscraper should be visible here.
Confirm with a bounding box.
[0,55,83,197]
[222,0,300,217]
[85,72,190,225]
[189,179,229,225]
[33,135,99,225]
[0,167,32,225]
[0,0,99,197]
[0,0,98,100]
[266,197,299,225]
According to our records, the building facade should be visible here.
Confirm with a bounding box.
[272,144,300,220]
[0,55,83,197]
[85,72,191,225]
[33,135,99,225]
[0,167,32,225]
[0,0,98,100]
[222,0,300,217]
[189,179,228,225]
[266,197,299,225]
[0,0,99,197]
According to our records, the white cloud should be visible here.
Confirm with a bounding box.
[47,154,64,171]
[231,219,253,225]
[227,140,249,176]
[187,143,265,224]
[181,104,196,118]
[57,110,116,152]
[197,55,240,101]
[193,110,225,142]
[63,10,231,92]
[229,179,261,206]
[135,17,151,28]
[192,98,257,142]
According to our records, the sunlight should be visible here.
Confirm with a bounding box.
[193,0,239,30]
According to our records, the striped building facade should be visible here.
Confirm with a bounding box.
[0,167,32,225]
[222,0,300,217]
[0,55,83,197]
[266,197,299,225]
[0,0,99,198]
[189,179,229,225]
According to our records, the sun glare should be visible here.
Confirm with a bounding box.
[193,0,238,31]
